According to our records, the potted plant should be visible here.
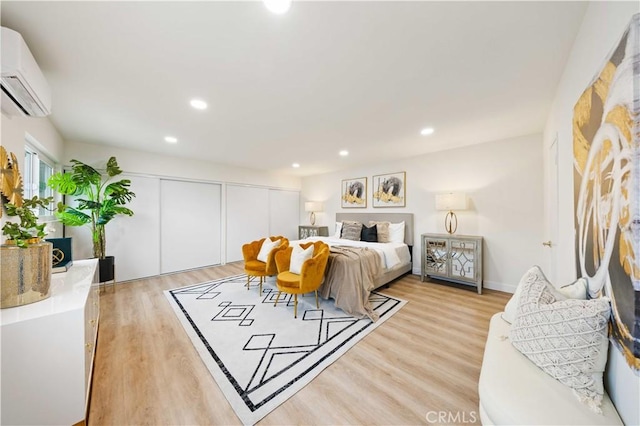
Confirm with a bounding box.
[48,157,135,282]
[1,196,54,308]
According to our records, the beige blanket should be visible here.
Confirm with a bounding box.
[319,246,382,321]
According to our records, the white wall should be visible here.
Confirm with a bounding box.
[1,113,64,166]
[301,133,544,293]
[0,113,65,237]
[543,4,639,425]
[64,140,300,190]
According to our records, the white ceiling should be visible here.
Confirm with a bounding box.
[1,1,588,177]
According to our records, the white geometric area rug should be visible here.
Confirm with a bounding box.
[164,274,406,425]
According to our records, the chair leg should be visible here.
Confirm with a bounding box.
[246,275,250,290]
[294,294,298,318]
[315,290,319,308]
[274,291,281,307]
[259,276,263,295]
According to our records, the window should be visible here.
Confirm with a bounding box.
[24,144,55,216]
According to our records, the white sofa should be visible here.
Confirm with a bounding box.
[478,313,623,425]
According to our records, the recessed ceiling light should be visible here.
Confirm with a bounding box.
[339,150,349,157]
[164,136,178,143]
[292,163,300,168]
[263,0,292,14]
[420,127,435,136]
[190,99,208,110]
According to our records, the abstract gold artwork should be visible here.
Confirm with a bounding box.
[573,14,639,372]
[341,177,366,208]
[373,172,406,208]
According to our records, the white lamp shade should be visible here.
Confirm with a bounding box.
[304,201,323,212]
[435,193,467,211]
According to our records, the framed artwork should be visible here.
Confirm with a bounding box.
[341,177,366,208]
[573,14,639,373]
[372,171,406,208]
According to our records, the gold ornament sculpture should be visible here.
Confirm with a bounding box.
[0,146,24,216]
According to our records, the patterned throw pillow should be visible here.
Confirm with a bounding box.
[341,221,362,241]
[509,267,611,413]
[369,221,390,242]
[502,266,588,324]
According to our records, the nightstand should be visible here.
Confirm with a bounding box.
[298,225,329,239]
[421,233,483,294]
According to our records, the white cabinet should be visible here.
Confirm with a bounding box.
[421,233,483,294]
[0,259,99,425]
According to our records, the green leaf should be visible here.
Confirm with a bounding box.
[104,180,135,204]
[105,156,122,177]
[76,199,102,211]
[70,159,101,188]
[111,206,134,216]
[55,208,91,227]
[96,199,117,225]
[47,172,77,195]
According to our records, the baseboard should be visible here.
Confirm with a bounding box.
[483,280,516,294]
[411,268,516,294]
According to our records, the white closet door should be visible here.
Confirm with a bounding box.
[109,175,161,281]
[269,189,299,241]
[66,174,161,282]
[160,179,221,274]
[226,185,269,262]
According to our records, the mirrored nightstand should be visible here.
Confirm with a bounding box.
[298,226,329,239]
[421,233,483,294]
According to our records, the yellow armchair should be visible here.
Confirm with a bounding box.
[242,236,289,294]
[274,241,330,318]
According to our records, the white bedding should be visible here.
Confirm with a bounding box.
[293,236,410,270]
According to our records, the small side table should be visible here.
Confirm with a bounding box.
[421,233,483,294]
[298,225,329,239]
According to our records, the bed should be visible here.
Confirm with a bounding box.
[294,212,413,321]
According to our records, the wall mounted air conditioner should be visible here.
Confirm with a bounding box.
[1,27,52,117]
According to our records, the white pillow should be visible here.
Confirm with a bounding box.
[388,221,405,243]
[502,266,588,324]
[558,277,588,299]
[290,244,314,275]
[334,222,343,238]
[509,269,610,413]
[256,237,281,263]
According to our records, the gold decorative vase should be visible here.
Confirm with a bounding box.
[1,241,52,308]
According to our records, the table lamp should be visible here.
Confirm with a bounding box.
[304,201,323,226]
[435,192,467,234]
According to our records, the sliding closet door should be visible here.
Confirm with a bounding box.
[226,185,269,262]
[269,189,299,241]
[108,175,161,281]
[160,179,221,274]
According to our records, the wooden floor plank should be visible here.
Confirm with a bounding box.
[88,263,510,425]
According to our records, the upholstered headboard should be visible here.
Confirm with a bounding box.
[335,213,414,246]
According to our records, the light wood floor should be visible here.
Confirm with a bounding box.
[88,263,510,425]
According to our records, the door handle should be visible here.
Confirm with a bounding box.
[542,241,552,247]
